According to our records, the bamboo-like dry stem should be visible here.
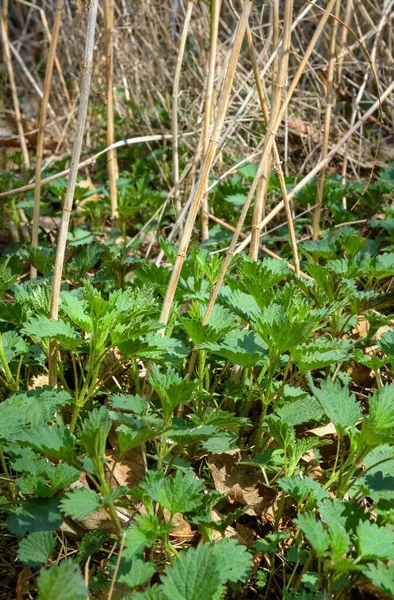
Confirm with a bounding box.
[0,5,30,170]
[201,0,222,242]
[201,0,338,325]
[104,0,119,223]
[250,0,293,261]
[48,0,99,385]
[312,0,341,241]
[159,0,253,330]
[172,0,195,220]
[30,0,65,280]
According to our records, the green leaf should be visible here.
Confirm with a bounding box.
[7,497,63,535]
[1,330,29,363]
[295,512,330,557]
[153,469,204,515]
[308,377,362,433]
[37,560,88,600]
[60,488,101,519]
[205,329,268,367]
[78,530,109,561]
[130,585,167,600]
[357,519,394,560]
[182,304,236,347]
[124,514,172,558]
[364,561,394,596]
[117,558,155,589]
[276,393,324,427]
[22,316,81,349]
[212,538,252,583]
[377,329,394,358]
[117,421,163,454]
[201,431,238,453]
[18,531,56,567]
[15,424,76,462]
[60,291,92,332]
[0,387,71,429]
[278,477,329,503]
[109,394,148,414]
[161,543,222,600]
[0,257,18,298]
[318,498,351,560]
[150,366,197,422]
[294,338,353,374]
[362,384,394,447]
[80,406,111,462]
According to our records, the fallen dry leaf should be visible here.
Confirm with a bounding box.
[28,374,49,390]
[308,422,337,437]
[106,444,147,490]
[163,510,198,543]
[207,450,277,516]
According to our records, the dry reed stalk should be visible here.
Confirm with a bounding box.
[244,9,300,275]
[30,0,65,280]
[201,0,222,242]
[48,0,99,386]
[234,78,394,256]
[0,4,30,170]
[201,0,340,326]
[104,0,119,223]
[250,0,294,261]
[172,0,195,221]
[312,0,341,242]
[337,0,353,83]
[159,0,253,330]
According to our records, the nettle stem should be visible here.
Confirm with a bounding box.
[48,0,99,385]
[31,0,65,279]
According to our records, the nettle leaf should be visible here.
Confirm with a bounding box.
[0,257,18,298]
[363,471,394,508]
[15,425,76,462]
[372,252,394,279]
[319,498,351,560]
[192,408,249,428]
[130,585,168,600]
[201,431,238,453]
[109,393,148,414]
[153,469,204,515]
[119,333,189,366]
[124,514,172,558]
[254,304,313,356]
[167,422,217,446]
[117,557,155,590]
[1,330,29,363]
[161,543,222,600]
[206,329,268,367]
[182,304,236,346]
[377,329,394,359]
[362,384,394,447]
[16,462,80,497]
[60,488,101,519]
[117,420,163,454]
[0,387,71,429]
[238,257,289,308]
[309,377,362,433]
[78,530,108,561]
[276,394,324,427]
[150,365,197,422]
[219,286,260,323]
[213,538,252,583]
[364,561,394,596]
[18,531,56,567]
[278,477,329,503]
[80,406,111,461]
[265,415,295,448]
[7,497,63,535]
[37,560,88,600]
[22,316,81,349]
[294,338,353,374]
[295,512,330,557]
[60,291,92,332]
[357,519,394,560]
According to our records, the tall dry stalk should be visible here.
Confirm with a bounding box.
[0,0,30,170]
[172,0,195,221]
[312,0,341,241]
[159,0,253,329]
[201,0,222,241]
[249,0,294,260]
[48,0,99,385]
[202,0,338,326]
[104,0,119,223]
[31,0,65,280]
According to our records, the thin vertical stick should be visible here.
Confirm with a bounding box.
[104,0,119,223]
[31,0,65,280]
[201,0,222,242]
[172,0,195,221]
[0,2,30,170]
[312,0,341,241]
[48,0,99,385]
[202,0,338,325]
[337,0,353,83]
[250,0,293,260]
[159,0,253,329]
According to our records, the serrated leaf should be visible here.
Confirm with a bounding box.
[295,512,330,557]
[60,488,101,519]
[206,329,268,367]
[294,338,353,374]
[129,585,168,600]
[22,316,81,349]
[78,530,109,561]
[213,538,252,583]
[192,408,249,428]
[357,519,394,560]
[124,514,172,558]
[0,258,18,298]
[150,365,197,422]
[60,291,92,332]
[201,431,238,453]
[153,469,204,515]
[278,477,329,503]
[0,387,71,430]
[161,543,222,600]
[167,422,217,446]
[7,497,63,535]
[117,558,155,589]
[80,406,111,462]
[117,421,163,454]
[362,384,394,447]
[276,394,324,426]
[18,531,56,567]
[109,394,148,414]
[37,560,88,600]
[309,377,362,433]
[15,424,76,462]
[1,330,29,363]
[364,561,394,596]
[318,498,351,560]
